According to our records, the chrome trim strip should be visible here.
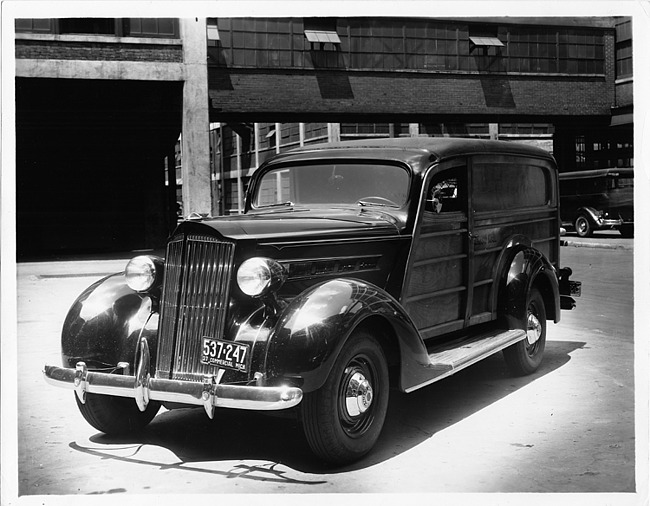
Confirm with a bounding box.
[258,234,408,248]
[43,364,303,411]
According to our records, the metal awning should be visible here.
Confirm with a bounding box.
[610,112,633,126]
[207,24,220,41]
[469,36,504,47]
[304,30,341,44]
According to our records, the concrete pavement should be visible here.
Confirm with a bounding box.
[4,238,641,501]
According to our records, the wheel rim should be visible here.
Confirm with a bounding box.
[525,301,543,355]
[338,355,378,438]
[576,217,588,236]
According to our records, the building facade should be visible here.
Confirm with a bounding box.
[14,16,633,256]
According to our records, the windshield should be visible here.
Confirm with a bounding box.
[253,162,410,208]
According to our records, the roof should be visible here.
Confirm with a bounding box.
[281,137,556,166]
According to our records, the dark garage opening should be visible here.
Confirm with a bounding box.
[15,77,183,260]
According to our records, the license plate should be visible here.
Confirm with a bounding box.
[570,281,582,297]
[201,338,250,373]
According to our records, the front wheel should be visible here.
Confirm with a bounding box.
[75,393,161,435]
[300,329,389,465]
[503,287,547,376]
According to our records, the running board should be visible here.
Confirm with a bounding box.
[405,329,526,393]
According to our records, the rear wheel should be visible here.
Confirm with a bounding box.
[503,287,547,376]
[75,393,160,435]
[574,214,592,237]
[300,329,389,465]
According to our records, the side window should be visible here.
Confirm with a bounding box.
[426,167,466,214]
[472,162,551,212]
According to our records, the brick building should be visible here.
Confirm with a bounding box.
[14,16,633,257]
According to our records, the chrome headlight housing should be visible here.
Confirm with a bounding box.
[125,255,163,292]
[237,257,286,297]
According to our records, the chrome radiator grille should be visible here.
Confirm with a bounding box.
[156,234,235,381]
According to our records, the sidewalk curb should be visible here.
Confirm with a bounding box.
[561,239,633,251]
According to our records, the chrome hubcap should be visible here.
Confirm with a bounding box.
[344,370,373,417]
[577,219,588,234]
[526,311,542,345]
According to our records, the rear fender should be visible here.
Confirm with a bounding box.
[577,206,601,224]
[263,278,428,393]
[497,246,560,327]
[61,273,158,372]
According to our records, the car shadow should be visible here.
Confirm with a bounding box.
[80,339,586,475]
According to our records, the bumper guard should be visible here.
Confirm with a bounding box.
[43,338,303,419]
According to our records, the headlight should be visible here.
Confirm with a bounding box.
[237,257,286,297]
[125,256,162,292]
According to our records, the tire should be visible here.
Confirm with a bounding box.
[574,214,592,237]
[300,329,389,465]
[75,393,161,435]
[503,287,546,376]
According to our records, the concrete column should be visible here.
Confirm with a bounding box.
[180,18,212,216]
[328,123,341,142]
[236,134,244,214]
[254,123,261,168]
[299,123,306,146]
[275,123,282,153]
[489,123,499,140]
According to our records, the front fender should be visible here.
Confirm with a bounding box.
[61,273,157,371]
[264,278,428,393]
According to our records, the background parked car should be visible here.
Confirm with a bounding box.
[559,168,634,237]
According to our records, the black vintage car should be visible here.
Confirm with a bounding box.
[559,168,634,238]
[44,137,580,464]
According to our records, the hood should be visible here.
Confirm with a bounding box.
[177,208,404,242]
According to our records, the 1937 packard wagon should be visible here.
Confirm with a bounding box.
[44,137,580,465]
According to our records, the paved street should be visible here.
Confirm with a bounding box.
[5,237,642,502]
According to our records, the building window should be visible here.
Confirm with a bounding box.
[615,18,632,79]
[207,19,220,47]
[219,18,294,68]
[15,18,179,38]
[557,29,604,74]
[212,17,607,76]
[15,18,54,33]
[575,136,586,169]
[125,18,178,38]
[59,18,116,35]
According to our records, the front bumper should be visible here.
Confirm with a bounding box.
[43,339,303,419]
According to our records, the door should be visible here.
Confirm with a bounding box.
[402,161,470,340]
